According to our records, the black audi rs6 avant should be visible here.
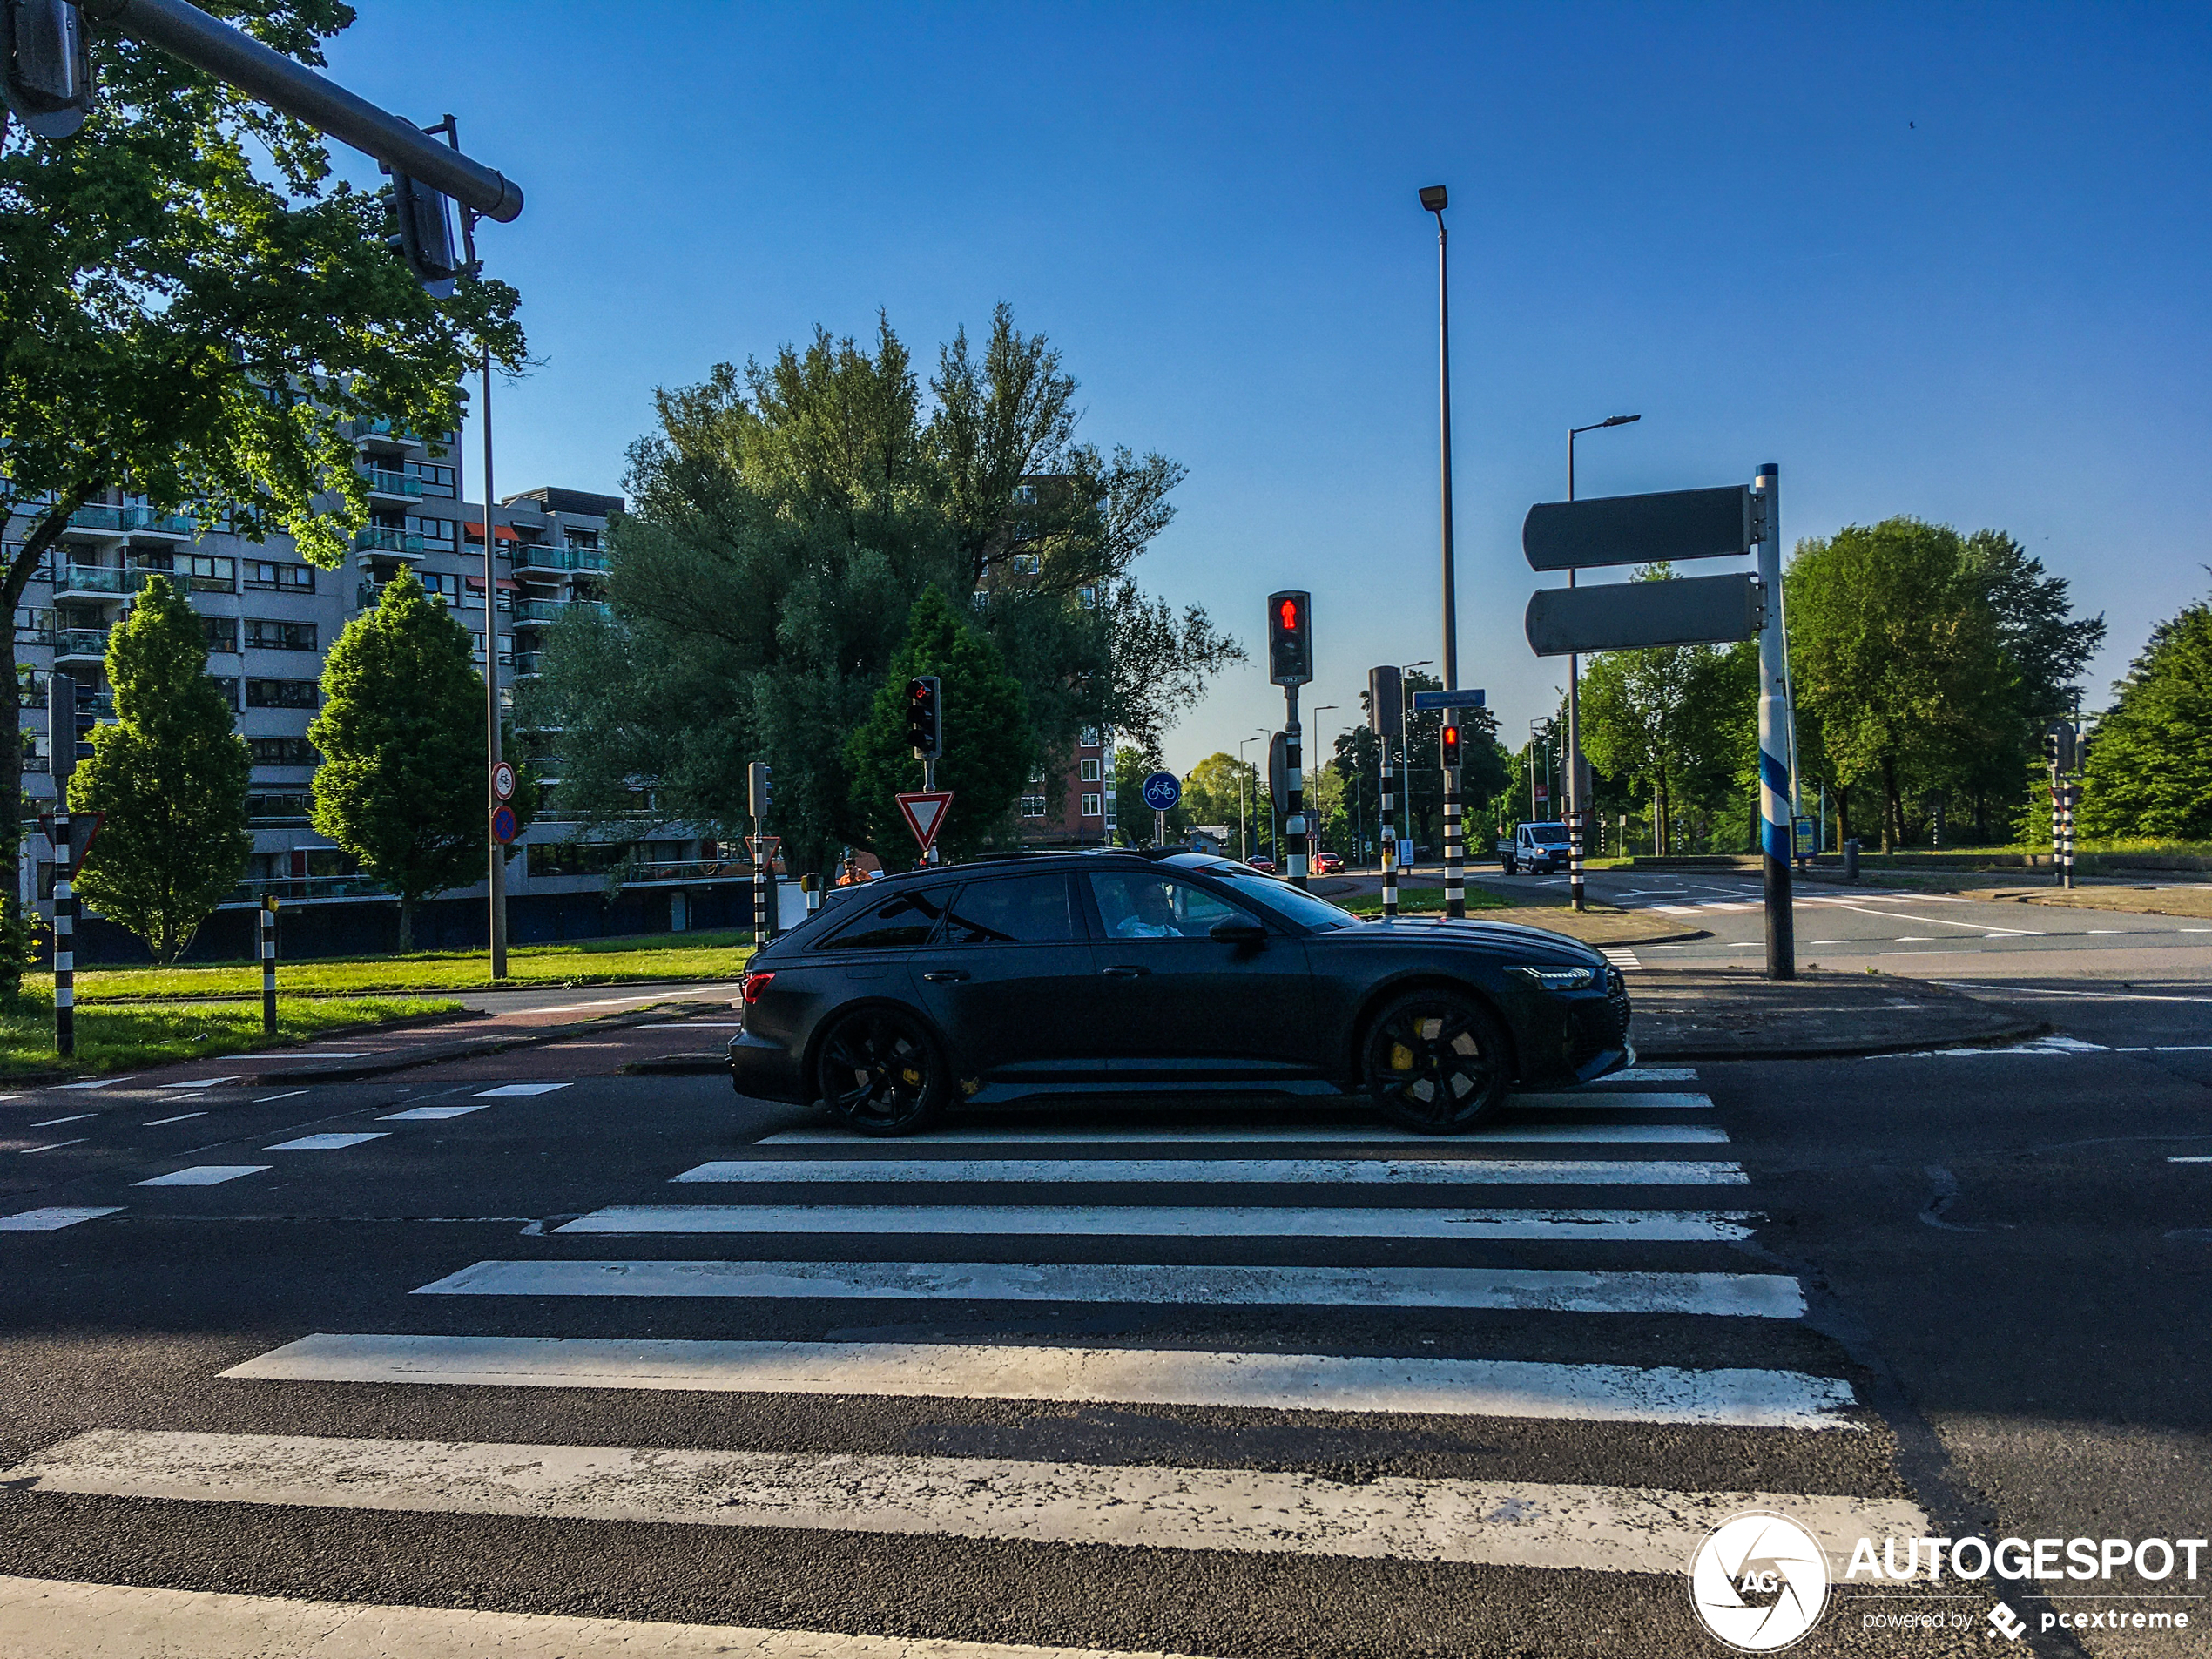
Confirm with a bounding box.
[727,849,1632,1136]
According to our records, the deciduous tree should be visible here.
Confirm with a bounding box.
[2077,596,2212,843]
[66,577,250,961]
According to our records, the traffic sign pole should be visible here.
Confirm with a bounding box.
[1379,742,1397,918]
[1754,463,1795,980]
[1284,689,1307,890]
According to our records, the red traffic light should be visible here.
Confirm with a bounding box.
[1440,723,1462,767]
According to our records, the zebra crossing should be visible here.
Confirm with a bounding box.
[1,1069,1932,1655]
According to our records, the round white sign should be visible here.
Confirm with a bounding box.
[490,760,517,802]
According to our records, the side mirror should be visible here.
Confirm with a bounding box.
[1209,918,1266,946]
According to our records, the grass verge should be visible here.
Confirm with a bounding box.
[61,930,755,1003]
[1341,886,1511,916]
[0,995,463,1078]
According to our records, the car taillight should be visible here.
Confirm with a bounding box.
[741,971,775,1006]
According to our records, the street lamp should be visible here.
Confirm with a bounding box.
[1419,185,1465,917]
[1238,729,1268,863]
[1562,414,1640,911]
[1310,705,1339,860]
[1394,661,1433,874]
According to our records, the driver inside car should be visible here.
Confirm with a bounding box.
[1113,880,1182,938]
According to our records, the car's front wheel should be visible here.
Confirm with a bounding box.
[1361,989,1511,1133]
[813,1006,947,1136]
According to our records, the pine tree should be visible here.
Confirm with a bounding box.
[846,589,1034,864]
[309,573,499,951]
[66,576,251,962]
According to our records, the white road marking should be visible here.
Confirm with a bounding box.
[1933,981,2212,1005]
[253,1090,309,1104]
[380,1103,491,1121]
[55,1077,135,1089]
[133,1165,269,1187]
[159,1078,238,1089]
[1512,1092,1712,1110]
[1600,948,1641,970]
[17,1139,87,1155]
[471,1082,570,1097]
[7,1430,1923,1577]
[141,1112,206,1126]
[691,1156,1743,1185]
[2171,1157,2212,1163]
[229,1052,370,1061]
[266,1132,389,1151]
[415,1258,1804,1317]
[226,1332,1861,1430]
[561,1204,1763,1243]
[1822,901,2031,934]
[0,1576,1184,1659]
[0,1207,123,1231]
[756,1120,1726,1147]
[31,1114,93,1127]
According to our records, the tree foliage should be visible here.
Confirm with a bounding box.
[2076,596,2212,842]
[846,590,1034,865]
[66,577,250,961]
[309,574,524,949]
[527,307,1238,876]
[0,0,523,994]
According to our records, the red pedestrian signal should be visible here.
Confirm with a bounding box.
[1266,589,1312,686]
[1440,723,1462,769]
[905,675,943,759]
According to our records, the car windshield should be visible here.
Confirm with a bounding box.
[1199,866,1361,931]
[1526,824,1569,845]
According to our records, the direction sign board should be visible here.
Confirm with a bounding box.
[1522,485,1754,572]
[489,804,519,844]
[490,760,516,803]
[1409,689,1486,711]
[894,791,954,854]
[1141,771,1182,812]
[1524,572,1763,658]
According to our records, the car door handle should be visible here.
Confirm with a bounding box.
[921,969,970,983]
[1102,964,1151,978]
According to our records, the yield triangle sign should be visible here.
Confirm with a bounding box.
[894,791,954,853]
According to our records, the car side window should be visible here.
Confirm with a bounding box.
[819,887,948,951]
[941,873,1080,945]
[1088,872,1251,941]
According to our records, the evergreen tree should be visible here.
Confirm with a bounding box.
[846,589,1033,864]
[2077,597,2212,842]
[66,577,250,962]
[309,573,508,951]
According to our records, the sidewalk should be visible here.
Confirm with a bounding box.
[1626,968,2044,1060]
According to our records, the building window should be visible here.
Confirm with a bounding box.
[1019,794,1048,818]
[1103,797,1119,828]
[15,606,53,645]
[1080,758,1100,784]
[1079,726,1100,748]
[1010,552,1041,575]
[1012,483,1038,506]
[184,553,234,592]
[206,675,238,708]
[249,737,317,766]
[244,560,314,593]
[246,678,319,709]
[421,571,463,605]
[407,461,457,498]
[526,840,631,879]
[1081,792,1102,819]
[1078,586,1096,610]
[408,515,458,549]
[245,618,317,651]
[246,792,314,823]
[564,530,599,551]
[201,615,239,653]
[972,589,989,609]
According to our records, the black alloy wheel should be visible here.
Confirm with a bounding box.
[1361,989,1511,1134]
[814,1007,947,1136]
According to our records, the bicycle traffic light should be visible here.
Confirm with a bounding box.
[747,760,772,817]
[2,0,91,140]
[906,675,942,759]
[1440,723,1462,770]
[1267,590,1312,686]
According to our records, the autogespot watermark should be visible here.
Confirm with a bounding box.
[1688,1514,2207,1649]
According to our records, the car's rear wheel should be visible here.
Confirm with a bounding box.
[814,1006,947,1136]
[1361,989,1511,1134]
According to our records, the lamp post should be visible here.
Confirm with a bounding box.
[1238,729,1268,863]
[1397,660,1432,876]
[1419,185,1467,918]
[1310,705,1339,860]
[1564,413,1640,913]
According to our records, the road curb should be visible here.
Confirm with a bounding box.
[231,1000,731,1085]
[625,1051,728,1076]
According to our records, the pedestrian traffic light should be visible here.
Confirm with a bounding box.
[2,0,92,140]
[383,167,464,298]
[1367,664,1403,738]
[906,675,942,759]
[747,760,772,817]
[2044,720,2075,774]
[1266,590,1312,686]
[1440,723,1462,770]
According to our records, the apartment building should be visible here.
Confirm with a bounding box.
[6,426,757,960]
[1015,726,1120,847]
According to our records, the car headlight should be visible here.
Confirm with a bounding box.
[1514,965,1597,990]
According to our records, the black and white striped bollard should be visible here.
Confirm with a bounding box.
[53,811,74,1058]
[1442,769,1464,918]
[260,895,279,1034]
[1379,744,1397,919]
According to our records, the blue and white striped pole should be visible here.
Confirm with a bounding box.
[1754,462,1795,979]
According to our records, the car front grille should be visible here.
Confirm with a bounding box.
[1606,965,1632,1043]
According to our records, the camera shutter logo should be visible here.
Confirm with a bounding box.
[1687,1511,1831,1651]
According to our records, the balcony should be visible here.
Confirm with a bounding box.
[66,505,128,536]
[225,873,395,907]
[360,467,423,500]
[509,598,613,627]
[129,510,196,539]
[342,416,428,450]
[509,543,611,575]
[624,857,765,885]
[353,526,424,556]
[510,650,545,678]
[55,628,111,662]
[53,564,137,599]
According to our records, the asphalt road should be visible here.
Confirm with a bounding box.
[0,912,2206,1657]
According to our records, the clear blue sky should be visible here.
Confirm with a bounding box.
[325,3,2211,777]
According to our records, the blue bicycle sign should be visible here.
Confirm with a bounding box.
[1141,770,1182,812]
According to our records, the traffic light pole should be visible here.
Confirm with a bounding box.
[1283,690,1307,890]
[1754,462,1795,980]
[1379,741,1398,918]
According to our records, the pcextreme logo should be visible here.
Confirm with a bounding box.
[1688,1511,1831,1651]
